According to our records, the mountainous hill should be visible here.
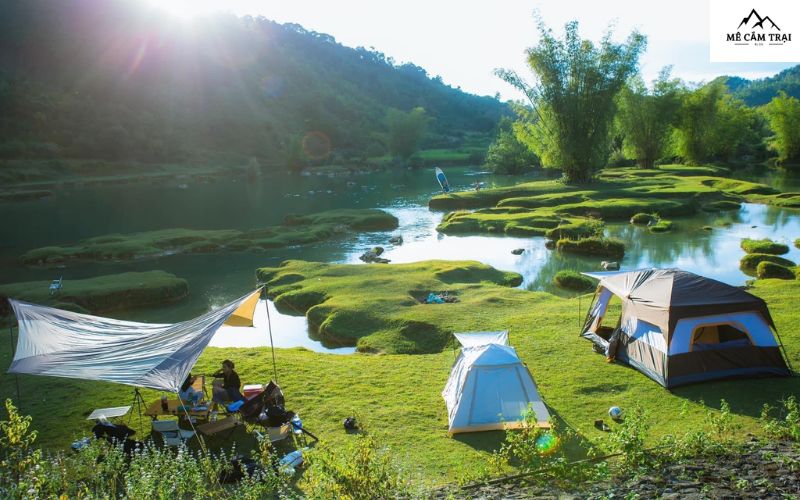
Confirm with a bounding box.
[722,65,800,106]
[0,0,506,165]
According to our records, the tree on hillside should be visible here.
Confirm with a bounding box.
[616,67,683,168]
[496,19,646,183]
[763,91,800,164]
[485,117,539,174]
[386,107,429,161]
[673,81,763,164]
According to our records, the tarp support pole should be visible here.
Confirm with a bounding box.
[264,286,278,384]
[9,323,20,404]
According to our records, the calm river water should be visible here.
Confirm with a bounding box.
[2,166,799,353]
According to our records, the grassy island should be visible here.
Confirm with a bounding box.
[20,209,398,266]
[0,270,189,317]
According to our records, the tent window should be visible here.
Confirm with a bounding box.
[691,323,752,351]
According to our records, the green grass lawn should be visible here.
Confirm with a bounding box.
[2,263,799,488]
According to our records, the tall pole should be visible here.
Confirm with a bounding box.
[264,286,278,383]
[9,323,20,403]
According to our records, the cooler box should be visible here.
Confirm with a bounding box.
[243,384,264,400]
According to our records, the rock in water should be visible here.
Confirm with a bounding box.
[511,248,524,255]
[601,261,620,270]
[389,235,403,245]
[359,247,390,264]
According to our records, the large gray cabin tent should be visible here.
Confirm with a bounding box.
[581,269,791,388]
[442,331,550,434]
[7,290,260,392]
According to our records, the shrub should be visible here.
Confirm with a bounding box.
[304,431,414,499]
[649,219,673,233]
[556,237,625,258]
[741,238,790,255]
[756,261,796,280]
[602,406,650,468]
[553,271,596,291]
[739,253,795,272]
[760,396,800,442]
[629,212,655,225]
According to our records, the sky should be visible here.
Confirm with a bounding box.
[149,0,797,100]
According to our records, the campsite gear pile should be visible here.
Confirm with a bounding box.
[442,331,550,434]
[580,269,792,388]
[426,292,458,304]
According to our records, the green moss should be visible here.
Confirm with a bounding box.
[0,271,189,316]
[630,213,656,225]
[701,200,742,212]
[795,238,800,249]
[436,208,562,236]
[21,209,398,266]
[649,220,674,233]
[740,253,796,275]
[553,270,596,291]
[741,238,790,255]
[544,219,603,241]
[556,237,625,258]
[256,260,524,354]
[756,262,796,280]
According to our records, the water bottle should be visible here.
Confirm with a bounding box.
[279,449,304,468]
[291,414,302,435]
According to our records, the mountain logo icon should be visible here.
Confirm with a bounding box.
[737,8,781,31]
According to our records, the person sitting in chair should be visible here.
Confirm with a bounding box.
[178,373,203,406]
[211,359,243,407]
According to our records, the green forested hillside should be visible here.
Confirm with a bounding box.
[724,65,800,106]
[0,0,506,166]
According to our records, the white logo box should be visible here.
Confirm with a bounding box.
[709,0,800,62]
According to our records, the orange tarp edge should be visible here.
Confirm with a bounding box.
[223,290,260,327]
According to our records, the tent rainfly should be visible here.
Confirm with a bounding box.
[442,331,550,434]
[7,289,261,393]
[581,268,792,388]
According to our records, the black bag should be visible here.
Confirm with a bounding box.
[343,416,358,431]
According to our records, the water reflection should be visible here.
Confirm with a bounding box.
[209,299,355,354]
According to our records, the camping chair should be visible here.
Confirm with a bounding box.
[151,419,195,447]
[191,374,209,401]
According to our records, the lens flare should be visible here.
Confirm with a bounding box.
[302,131,331,160]
[534,431,560,456]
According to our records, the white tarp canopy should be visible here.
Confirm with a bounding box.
[442,332,550,434]
[7,290,260,393]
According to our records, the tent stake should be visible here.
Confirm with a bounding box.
[264,286,278,384]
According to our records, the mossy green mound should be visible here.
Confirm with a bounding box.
[437,209,564,236]
[756,262,796,280]
[256,260,524,354]
[556,237,625,258]
[741,238,790,255]
[21,209,398,266]
[740,253,796,275]
[0,271,189,317]
[701,200,742,212]
[649,220,674,233]
[630,212,656,225]
[795,238,800,249]
[553,270,596,291]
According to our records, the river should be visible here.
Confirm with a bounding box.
[1,166,799,353]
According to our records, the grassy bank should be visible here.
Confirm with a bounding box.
[256,260,524,353]
[20,209,398,266]
[2,274,798,487]
[0,271,189,317]
[431,166,800,238]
